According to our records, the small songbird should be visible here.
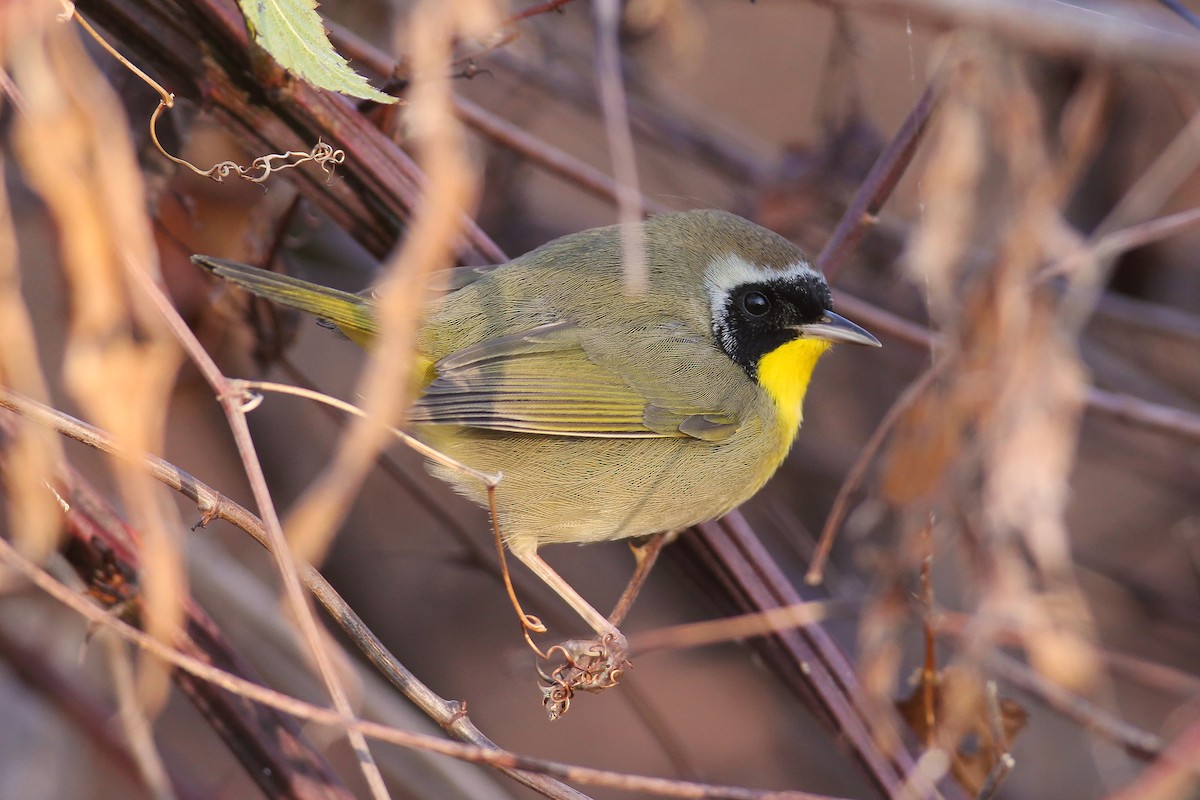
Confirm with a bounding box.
[194,209,879,648]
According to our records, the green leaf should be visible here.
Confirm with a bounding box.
[239,0,397,104]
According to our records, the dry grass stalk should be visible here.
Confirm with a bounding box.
[0,153,64,564]
[881,33,1106,765]
[4,0,184,712]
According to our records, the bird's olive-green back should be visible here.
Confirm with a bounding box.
[413,210,809,440]
[421,209,808,358]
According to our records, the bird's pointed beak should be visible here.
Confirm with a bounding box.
[794,311,881,347]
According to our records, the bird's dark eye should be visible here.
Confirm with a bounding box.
[741,290,770,317]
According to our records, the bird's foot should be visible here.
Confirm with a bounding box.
[537,629,630,720]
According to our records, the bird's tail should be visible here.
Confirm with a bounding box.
[191,255,378,344]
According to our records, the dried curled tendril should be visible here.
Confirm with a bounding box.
[154,101,346,183]
[69,7,346,185]
[538,634,629,720]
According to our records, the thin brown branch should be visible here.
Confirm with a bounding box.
[1,533,857,800]
[689,514,925,800]
[500,0,578,27]
[807,363,944,585]
[818,81,939,282]
[935,613,1165,761]
[1102,717,1200,800]
[0,387,591,800]
[832,0,1200,74]
[125,260,390,800]
[984,650,1165,762]
[1048,206,1200,282]
[1082,386,1200,442]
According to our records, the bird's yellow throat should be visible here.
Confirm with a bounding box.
[756,338,832,436]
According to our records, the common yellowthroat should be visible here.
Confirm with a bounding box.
[193,209,879,642]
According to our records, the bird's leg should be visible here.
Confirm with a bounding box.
[513,550,619,639]
[516,549,632,720]
[607,531,670,627]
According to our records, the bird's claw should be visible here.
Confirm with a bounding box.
[538,630,630,720]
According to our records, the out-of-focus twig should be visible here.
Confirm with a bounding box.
[592,0,647,291]
[329,21,675,216]
[1158,0,1200,30]
[5,534,861,800]
[0,387,591,800]
[630,599,846,655]
[985,650,1165,762]
[818,81,939,282]
[1101,717,1200,800]
[101,633,177,800]
[807,363,945,585]
[935,612,1165,761]
[1047,206,1200,282]
[690,513,922,800]
[833,0,1200,73]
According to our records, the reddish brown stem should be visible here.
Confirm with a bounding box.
[818,81,940,283]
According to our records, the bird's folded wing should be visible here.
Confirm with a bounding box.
[411,323,739,441]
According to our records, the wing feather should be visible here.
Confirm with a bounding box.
[411,322,741,440]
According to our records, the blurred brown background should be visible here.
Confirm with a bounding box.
[2,1,1200,799]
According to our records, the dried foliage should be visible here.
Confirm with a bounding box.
[1,1,1199,800]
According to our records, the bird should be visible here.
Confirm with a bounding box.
[193,209,879,651]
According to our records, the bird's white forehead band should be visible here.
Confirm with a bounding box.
[703,253,821,313]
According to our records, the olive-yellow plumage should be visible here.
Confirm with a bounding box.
[193,209,878,635]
